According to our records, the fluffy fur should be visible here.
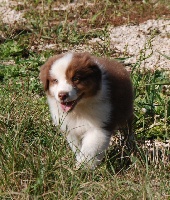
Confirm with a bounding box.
[39,52,134,169]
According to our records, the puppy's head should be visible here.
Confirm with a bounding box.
[39,52,102,112]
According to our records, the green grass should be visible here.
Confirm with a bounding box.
[0,0,170,199]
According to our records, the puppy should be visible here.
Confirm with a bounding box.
[39,52,134,169]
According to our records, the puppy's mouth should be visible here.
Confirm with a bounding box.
[60,94,84,112]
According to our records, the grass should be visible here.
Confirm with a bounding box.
[0,0,170,199]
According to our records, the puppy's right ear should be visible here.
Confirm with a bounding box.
[39,54,64,91]
[39,60,51,91]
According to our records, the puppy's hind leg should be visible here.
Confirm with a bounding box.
[122,114,135,152]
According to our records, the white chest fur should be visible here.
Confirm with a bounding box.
[47,94,111,138]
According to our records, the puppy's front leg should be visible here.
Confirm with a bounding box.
[76,129,111,169]
[67,133,81,154]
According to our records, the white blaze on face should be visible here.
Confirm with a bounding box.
[49,53,78,112]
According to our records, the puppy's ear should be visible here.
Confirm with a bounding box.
[39,60,51,91]
[39,54,64,91]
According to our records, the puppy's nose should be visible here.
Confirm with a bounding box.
[58,92,68,101]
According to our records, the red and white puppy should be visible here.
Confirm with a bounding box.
[40,52,134,169]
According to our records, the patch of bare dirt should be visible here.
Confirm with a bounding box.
[110,19,170,69]
[0,0,25,24]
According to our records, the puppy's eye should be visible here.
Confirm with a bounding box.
[53,79,58,83]
[72,77,80,83]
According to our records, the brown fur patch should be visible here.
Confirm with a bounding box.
[94,56,134,131]
[66,52,102,98]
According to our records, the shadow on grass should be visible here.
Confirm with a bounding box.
[105,139,138,175]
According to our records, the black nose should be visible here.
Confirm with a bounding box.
[58,92,68,101]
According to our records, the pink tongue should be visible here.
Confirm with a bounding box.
[61,103,73,112]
